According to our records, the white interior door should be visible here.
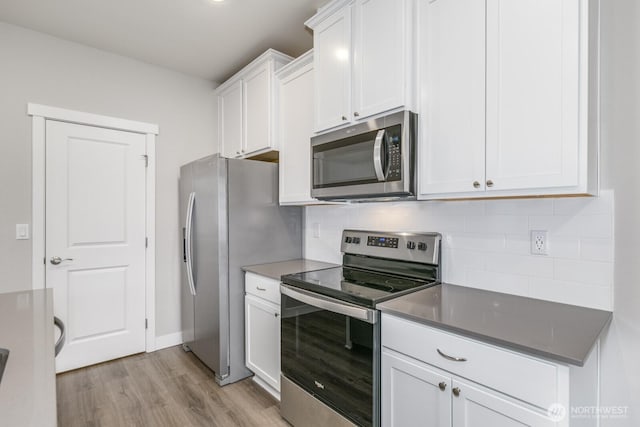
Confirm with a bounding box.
[45,120,147,373]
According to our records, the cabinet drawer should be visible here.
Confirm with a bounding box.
[245,272,281,305]
[382,314,560,410]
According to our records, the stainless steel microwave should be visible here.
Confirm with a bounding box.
[311,110,417,201]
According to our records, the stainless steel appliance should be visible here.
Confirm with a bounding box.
[280,230,441,427]
[179,154,302,385]
[311,111,417,201]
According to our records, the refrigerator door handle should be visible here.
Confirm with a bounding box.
[185,192,196,296]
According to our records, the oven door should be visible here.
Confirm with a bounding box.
[281,285,380,427]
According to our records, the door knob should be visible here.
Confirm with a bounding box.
[50,256,73,265]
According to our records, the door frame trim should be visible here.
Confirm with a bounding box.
[28,103,160,352]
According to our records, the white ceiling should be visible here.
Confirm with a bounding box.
[0,0,327,83]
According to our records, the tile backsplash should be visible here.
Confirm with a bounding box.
[304,190,614,311]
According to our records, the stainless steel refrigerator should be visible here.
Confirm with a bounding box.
[179,154,302,385]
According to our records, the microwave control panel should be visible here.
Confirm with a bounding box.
[386,125,402,181]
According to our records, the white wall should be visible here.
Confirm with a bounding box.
[0,22,216,338]
[306,193,614,311]
[598,0,640,425]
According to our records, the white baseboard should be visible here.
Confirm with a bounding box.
[153,331,183,351]
[252,375,281,401]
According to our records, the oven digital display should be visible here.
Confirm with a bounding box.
[367,236,399,248]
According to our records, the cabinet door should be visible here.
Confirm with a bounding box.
[485,0,580,191]
[314,6,352,132]
[218,79,244,158]
[452,379,558,427]
[382,349,451,427]
[245,295,280,391]
[278,62,316,205]
[418,0,486,197]
[243,62,272,155]
[353,0,409,120]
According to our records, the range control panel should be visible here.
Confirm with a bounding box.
[341,230,441,265]
[367,236,399,248]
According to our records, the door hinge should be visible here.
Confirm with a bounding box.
[44,257,46,265]
[145,237,148,248]
[142,154,149,167]
[145,318,148,329]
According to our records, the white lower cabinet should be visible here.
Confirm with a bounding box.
[382,314,600,427]
[382,349,451,427]
[452,377,556,427]
[244,272,281,399]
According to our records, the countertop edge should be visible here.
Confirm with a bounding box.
[379,303,613,367]
[242,259,339,281]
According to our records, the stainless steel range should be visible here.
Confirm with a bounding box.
[280,230,442,427]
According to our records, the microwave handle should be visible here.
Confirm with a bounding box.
[373,129,386,181]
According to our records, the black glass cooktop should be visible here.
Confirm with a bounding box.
[281,267,437,308]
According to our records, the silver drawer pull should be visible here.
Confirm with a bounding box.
[256,286,267,291]
[437,348,467,362]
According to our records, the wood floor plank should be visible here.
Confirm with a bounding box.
[57,346,290,427]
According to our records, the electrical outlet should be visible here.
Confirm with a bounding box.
[530,230,548,255]
[312,222,321,238]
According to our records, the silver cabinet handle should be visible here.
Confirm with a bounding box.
[437,348,467,362]
[256,286,267,291]
[473,181,480,189]
[354,112,360,117]
[486,180,494,187]
[452,387,461,397]
[341,115,348,121]
[438,381,447,391]
[50,256,73,265]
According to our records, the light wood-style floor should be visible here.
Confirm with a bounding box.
[56,346,290,427]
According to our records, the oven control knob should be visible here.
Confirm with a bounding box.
[407,241,416,250]
[353,237,361,244]
[418,242,427,251]
[345,237,353,244]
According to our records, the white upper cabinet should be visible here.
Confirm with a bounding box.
[216,49,292,159]
[313,6,352,131]
[243,61,272,155]
[419,0,486,195]
[353,0,411,120]
[484,0,580,192]
[307,0,416,133]
[219,79,244,159]
[276,51,321,205]
[418,0,598,199]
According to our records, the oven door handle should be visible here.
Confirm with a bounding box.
[281,285,378,324]
[373,129,386,182]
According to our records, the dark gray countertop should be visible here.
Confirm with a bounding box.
[378,283,612,366]
[242,259,338,281]
[0,289,57,426]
